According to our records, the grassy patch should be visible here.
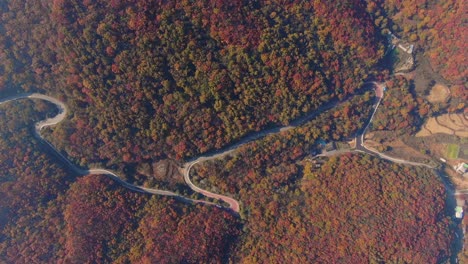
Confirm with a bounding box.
[447,144,460,159]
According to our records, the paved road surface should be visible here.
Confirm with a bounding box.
[0,91,357,213]
[1,84,463,213]
[354,83,436,169]
[0,94,217,208]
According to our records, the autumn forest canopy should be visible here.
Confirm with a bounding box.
[1,0,383,165]
[0,0,463,262]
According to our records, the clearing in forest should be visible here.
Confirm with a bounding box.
[427,83,450,103]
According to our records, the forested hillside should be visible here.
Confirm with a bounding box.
[193,150,452,262]
[371,75,431,135]
[0,0,383,169]
[0,97,451,262]
[0,100,239,263]
[0,0,460,262]
[0,100,72,262]
[368,0,466,93]
[190,94,452,262]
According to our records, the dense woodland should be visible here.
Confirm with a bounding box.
[193,150,452,262]
[1,98,451,262]
[377,0,466,86]
[370,75,431,135]
[369,0,467,109]
[192,92,375,197]
[190,94,452,262]
[0,0,462,262]
[0,101,239,263]
[0,0,383,171]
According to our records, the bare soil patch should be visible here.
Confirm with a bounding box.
[383,138,429,162]
[365,132,431,163]
[412,53,449,96]
[136,159,184,188]
[152,159,184,183]
[427,83,450,103]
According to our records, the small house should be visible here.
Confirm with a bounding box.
[455,206,464,219]
[455,163,468,175]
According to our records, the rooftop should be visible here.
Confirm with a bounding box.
[455,206,463,219]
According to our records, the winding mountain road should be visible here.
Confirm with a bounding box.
[180,96,353,212]
[0,94,217,208]
[0,92,354,213]
[354,82,436,169]
[1,82,462,214]
[183,160,240,212]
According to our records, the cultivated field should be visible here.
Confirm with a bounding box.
[447,144,460,159]
[416,113,468,137]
